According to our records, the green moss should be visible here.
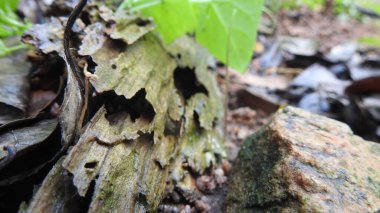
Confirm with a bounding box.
[226,127,292,212]
[97,150,136,211]
[367,176,380,199]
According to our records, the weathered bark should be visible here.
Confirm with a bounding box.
[21,2,225,212]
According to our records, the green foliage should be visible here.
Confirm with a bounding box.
[0,0,19,11]
[265,0,283,12]
[277,0,380,18]
[358,36,380,48]
[0,0,30,37]
[356,0,380,14]
[281,0,325,10]
[0,39,26,57]
[0,0,29,56]
[119,0,265,72]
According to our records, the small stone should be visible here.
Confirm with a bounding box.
[195,200,211,212]
[222,159,232,175]
[214,168,227,185]
[180,205,191,213]
[196,176,216,192]
[158,204,179,213]
[214,168,224,177]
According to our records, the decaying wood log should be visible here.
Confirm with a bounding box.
[21,2,225,212]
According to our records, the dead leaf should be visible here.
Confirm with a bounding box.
[345,76,380,95]
[22,17,85,56]
[291,64,349,90]
[0,52,30,124]
[110,11,155,45]
[78,23,106,56]
[0,118,57,166]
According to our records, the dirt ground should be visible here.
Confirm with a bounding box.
[277,6,380,52]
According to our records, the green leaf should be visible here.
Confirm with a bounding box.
[356,0,380,15]
[358,36,380,48]
[0,25,13,37]
[120,0,264,72]
[0,39,27,57]
[192,0,264,72]
[0,0,29,38]
[0,0,19,11]
[0,0,30,57]
[121,0,197,43]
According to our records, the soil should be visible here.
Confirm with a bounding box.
[277,6,380,52]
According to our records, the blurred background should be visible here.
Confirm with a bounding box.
[227,0,380,142]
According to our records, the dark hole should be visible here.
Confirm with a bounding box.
[105,20,116,28]
[81,176,98,213]
[84,161,98,169]
[164,119,181,136]
[173,67,208,100]
[159,188,188,210]
[136,19,151,27]
[154,160,164,170]
[177,53,181,59]
[193,111,203,134]
[80,12,92,26]
[111,64,117,69]
[207,65,214,71]
[136,133,154,149]
[212,118,218,128]
[45,3,71,17]
[102,89,156,125]
[85,56,97,74]
[29,54,65,92]
[137,191,148,206]
[107,38,127,53]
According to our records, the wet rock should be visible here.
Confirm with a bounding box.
[226,106,380,212]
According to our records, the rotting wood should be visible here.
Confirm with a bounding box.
[22,2,225,212]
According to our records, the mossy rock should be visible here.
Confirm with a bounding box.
[226,106,380,212]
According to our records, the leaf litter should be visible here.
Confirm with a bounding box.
[4,1,380,212]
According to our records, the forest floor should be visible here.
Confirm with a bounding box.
[2,2,380,213]
[276,6,380,52]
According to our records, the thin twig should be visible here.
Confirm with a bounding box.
[63,0,87,92]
